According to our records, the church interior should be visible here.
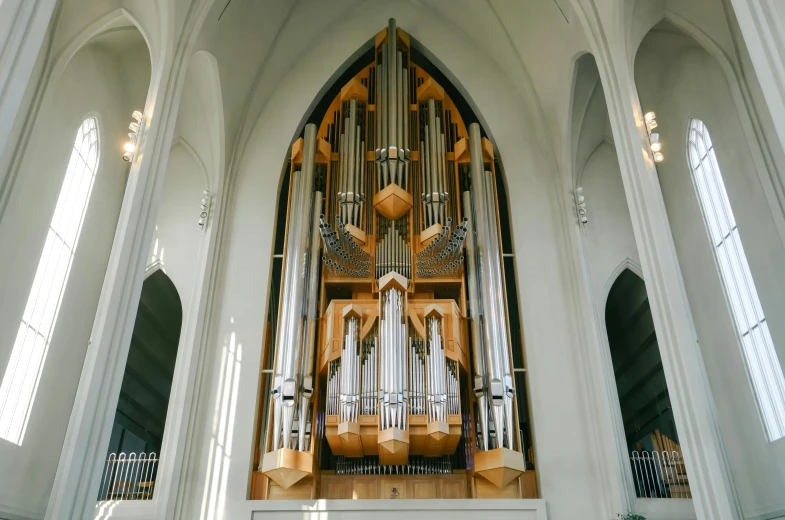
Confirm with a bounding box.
[0,0,784,519]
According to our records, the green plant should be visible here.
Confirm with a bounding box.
[616,514,646,520]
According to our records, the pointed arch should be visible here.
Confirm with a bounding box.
[603,257,643,313]
[170,136,210,190]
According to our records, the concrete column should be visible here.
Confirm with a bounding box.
[572,1,742,519]
[0,0,58,198]
[730,0,785,168]
[43,51,184,520]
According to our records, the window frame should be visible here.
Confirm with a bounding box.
[686,118,785,442]
[0,117,100,445]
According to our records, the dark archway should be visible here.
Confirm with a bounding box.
[605,269,677,451]
[106,269,182,458]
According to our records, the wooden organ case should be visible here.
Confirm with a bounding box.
[252,19,536,501]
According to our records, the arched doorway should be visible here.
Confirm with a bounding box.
[606,268,688,498]
[98,269,182,500]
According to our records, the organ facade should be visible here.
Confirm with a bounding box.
[252,19,534,500]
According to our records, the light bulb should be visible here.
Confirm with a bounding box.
[123,141,136,153]
[651,141,662,153]
[644,112,656,122]
[653,152,664,162]
[129,122,140,132]
[646,120,658,131]
[132,110,143,121]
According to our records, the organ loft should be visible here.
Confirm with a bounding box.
[251,19,535,500]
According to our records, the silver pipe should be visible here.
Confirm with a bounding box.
[403,65,409,191]
[341,116,349,224]
[298,190,323,450]
[439,129,447,225]
[428,100,439,225]
[469,122,505,449]
[482,171,514,449]
[387,19,397,183]
[272,169,303,449]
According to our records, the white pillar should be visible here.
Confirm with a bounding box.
[572,1,742,519]
[44,51,183,520]
[730,1,785,167]
[0,0,58,196]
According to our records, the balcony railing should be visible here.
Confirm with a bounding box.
[630,450,691,499]
[97,452,158,501]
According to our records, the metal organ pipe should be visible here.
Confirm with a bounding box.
[272,124,319,451]
[482,170,514,449]
[468,122,514,450]
[380,288,406,431]
[376,18,409,189]
[297,190,323,451]
[462,188,489,451]
[427,315,447,423]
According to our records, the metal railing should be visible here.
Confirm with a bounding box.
[631,450,691,499]
[97,452,158,501]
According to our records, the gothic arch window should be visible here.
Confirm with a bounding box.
[0,117,100,444]
[687,118,785,441]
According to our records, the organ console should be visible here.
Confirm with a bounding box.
[252,19,535,500]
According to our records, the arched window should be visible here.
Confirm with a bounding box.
[0,117,100,445]
[687,118,785,441]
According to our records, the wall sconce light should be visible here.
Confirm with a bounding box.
[644,111,664,163]
[198,190,211,231]
[123,110,143,162]
[575,187,588,225]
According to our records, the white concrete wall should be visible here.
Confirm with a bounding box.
[0,37,149,519]
[580,140,640,300]
[635,29,785,520]
[148,144,206,312]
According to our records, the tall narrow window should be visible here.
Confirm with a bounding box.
[0,118,100,445]
[687,118,785,441]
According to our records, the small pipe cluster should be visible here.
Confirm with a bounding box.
[326,359,340,416]
[319,215,370,278]
[421,99,448,228]
[338,99,365,228]
[375,18,410,191]
[374,218,412,279]
[409,328,426,415]
[361,327,378,415]
[340,317,361,423]
[416,217,468,278]
[334,455,452,475]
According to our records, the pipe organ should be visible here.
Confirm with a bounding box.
[256,19,533,500]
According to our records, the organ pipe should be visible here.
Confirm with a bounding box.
[272,124,318,451]
[468,122,514,450]
[380,287,407,431]
[298,190,323,451]
[462,188,489,451]
[338,99,365,227]
[376,18,409,190]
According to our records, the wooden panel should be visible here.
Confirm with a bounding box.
[520,471,538,498]
[267,477,314,500]
[441,479,466,499]
[250,471,266,500]
[319,473,467,499]
[407,479,438,499]
[380,479,407,499]
[354,479,378,499]
[322,477,351,499]
[474,476,521,499]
